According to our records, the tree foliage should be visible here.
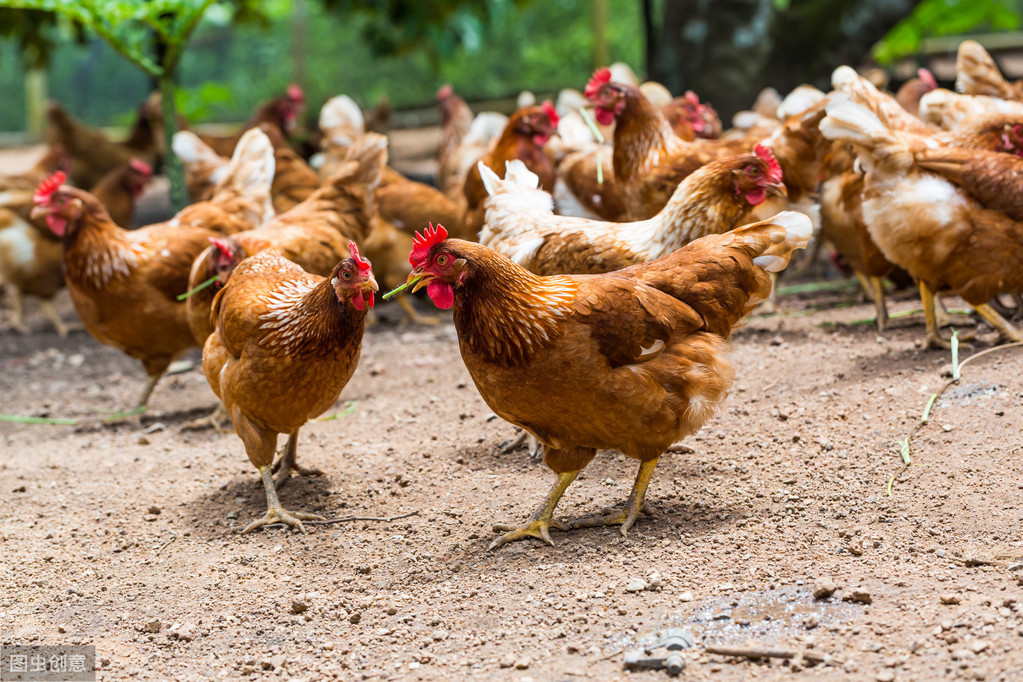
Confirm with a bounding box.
[872,0,1022,64]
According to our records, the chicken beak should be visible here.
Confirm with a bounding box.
[363,273,379,293]
[767,182,788,198]
[408,271,433,294]
[30,204,48,221]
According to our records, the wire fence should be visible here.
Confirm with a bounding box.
[0,0,644,135]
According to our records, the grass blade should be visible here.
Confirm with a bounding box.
[177,275,219,301]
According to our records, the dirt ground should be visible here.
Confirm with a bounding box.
[2,143,1023,681]
[0,275,1021,681]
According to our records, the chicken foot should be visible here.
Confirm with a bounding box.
[974,303,1023,342]
[7,292,29,334]
[242,465,325,534]
[854,273,889,332]
[271,430,324,489]
[39,300,69,338]
[489,470,578,550]
[499,429,543,460]
[181,404,233,432]
[569,458,658,537]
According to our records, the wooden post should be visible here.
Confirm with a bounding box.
[25,67,47,143]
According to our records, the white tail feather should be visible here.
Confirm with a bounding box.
[319,95,365,146]
[478,161,501,197]
[503,160,539,189]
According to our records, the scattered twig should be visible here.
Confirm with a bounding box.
[888,338,1023,496]
[155,536,177,555]
[704,645,838,666]
[306,510,418,526]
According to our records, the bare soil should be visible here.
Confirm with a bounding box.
[1,278,1021,682]
[2,143,1022,681]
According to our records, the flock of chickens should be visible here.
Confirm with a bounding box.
[2,39,1022,547]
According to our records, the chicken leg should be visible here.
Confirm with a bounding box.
[271,430,324,489]
[974,303,1023,342]
[569,458,658,537]
[39,300,69,337]
[489,470,578,550]
[243,465,325,533]
[921,281,953,349]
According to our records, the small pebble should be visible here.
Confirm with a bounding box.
[625,578,647,593]
[813,577,837,600]
[940,594,961,605]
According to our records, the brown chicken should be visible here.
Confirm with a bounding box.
[0,145,70,220]
[895,68,939,118]
[436,85,476,196]
[167,128,276,237]
[400,215,810,549]
[198,85,306,158]
[477,147,789,275]
[0,207,65,335]
[202,246,377,532]
[662,91,723,140]
[45,100,159,188]
[821,97,1023,347]
[461,103,559,236]
[1,159,152,336]
[185,139,384,345]
[552,146,628,222]
[956,40,1023,101]
[90,159,153,229]
[585,68,750,221]
[30,172,220,409]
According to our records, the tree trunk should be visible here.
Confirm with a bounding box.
[642,0,921,120]
[159,74,186,211]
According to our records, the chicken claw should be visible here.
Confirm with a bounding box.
[488,470,578,550]
[243,465,325,533]
[569,458,658,537]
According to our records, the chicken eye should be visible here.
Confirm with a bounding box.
[749,166,761,176]
[342,270,353,281]
[437,255,449,266]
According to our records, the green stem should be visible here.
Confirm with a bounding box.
[177,274,219,300]
[383,276,422,300]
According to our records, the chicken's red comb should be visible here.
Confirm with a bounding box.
[33,171,66,205]
[918,68,938,90]
[410,223,448,267]
[541,100,559,128]
[436,84,453,101]
[130,158,153,176]
[684,90,700,105]
[209,236,234,260]
[287,84,304,103]
[585,67,612,100]
[753,144,783,183]
[349,241,371,272]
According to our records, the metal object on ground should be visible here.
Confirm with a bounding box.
[622,628,694,677]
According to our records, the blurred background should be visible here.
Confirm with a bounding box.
[2,0,1023,142]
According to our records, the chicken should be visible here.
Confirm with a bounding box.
[1,159,152,336]
[830,66,938,135]
[202,246,377,532]
[0,145,70,220]
[584,68,750,221]
[918,89,1023,131]
[820,96,1023,347]
[955,40,1023,101]
[0,208,65,335]
[175,125,318,213]
[45,100,159,188]
[185,136,385,345]
[909,145,1023,222]
[168,128,276,237]
[198,85,306,157]
[662,91,723,141]
[436,85,475,196]
[895,68,938,118]
[462,103,559,234]
[477,146,788,275]
[552,146,628,221]
[399,213,811,549]
[30,172,221,410]
[89,159,153,229]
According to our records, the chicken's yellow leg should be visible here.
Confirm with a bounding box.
[272,430,324,489]
[920,282,952,349]
[870,277,889,332]
[39,300,68,337]
[489,470,578,550]
[569,458,658,537]
[974,303,1023,342]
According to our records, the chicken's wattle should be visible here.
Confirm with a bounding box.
[352,289,375,311]
[427,280,455,309]
[744,188,766,205]
[47,214,68,236]
[595,108,616,126]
